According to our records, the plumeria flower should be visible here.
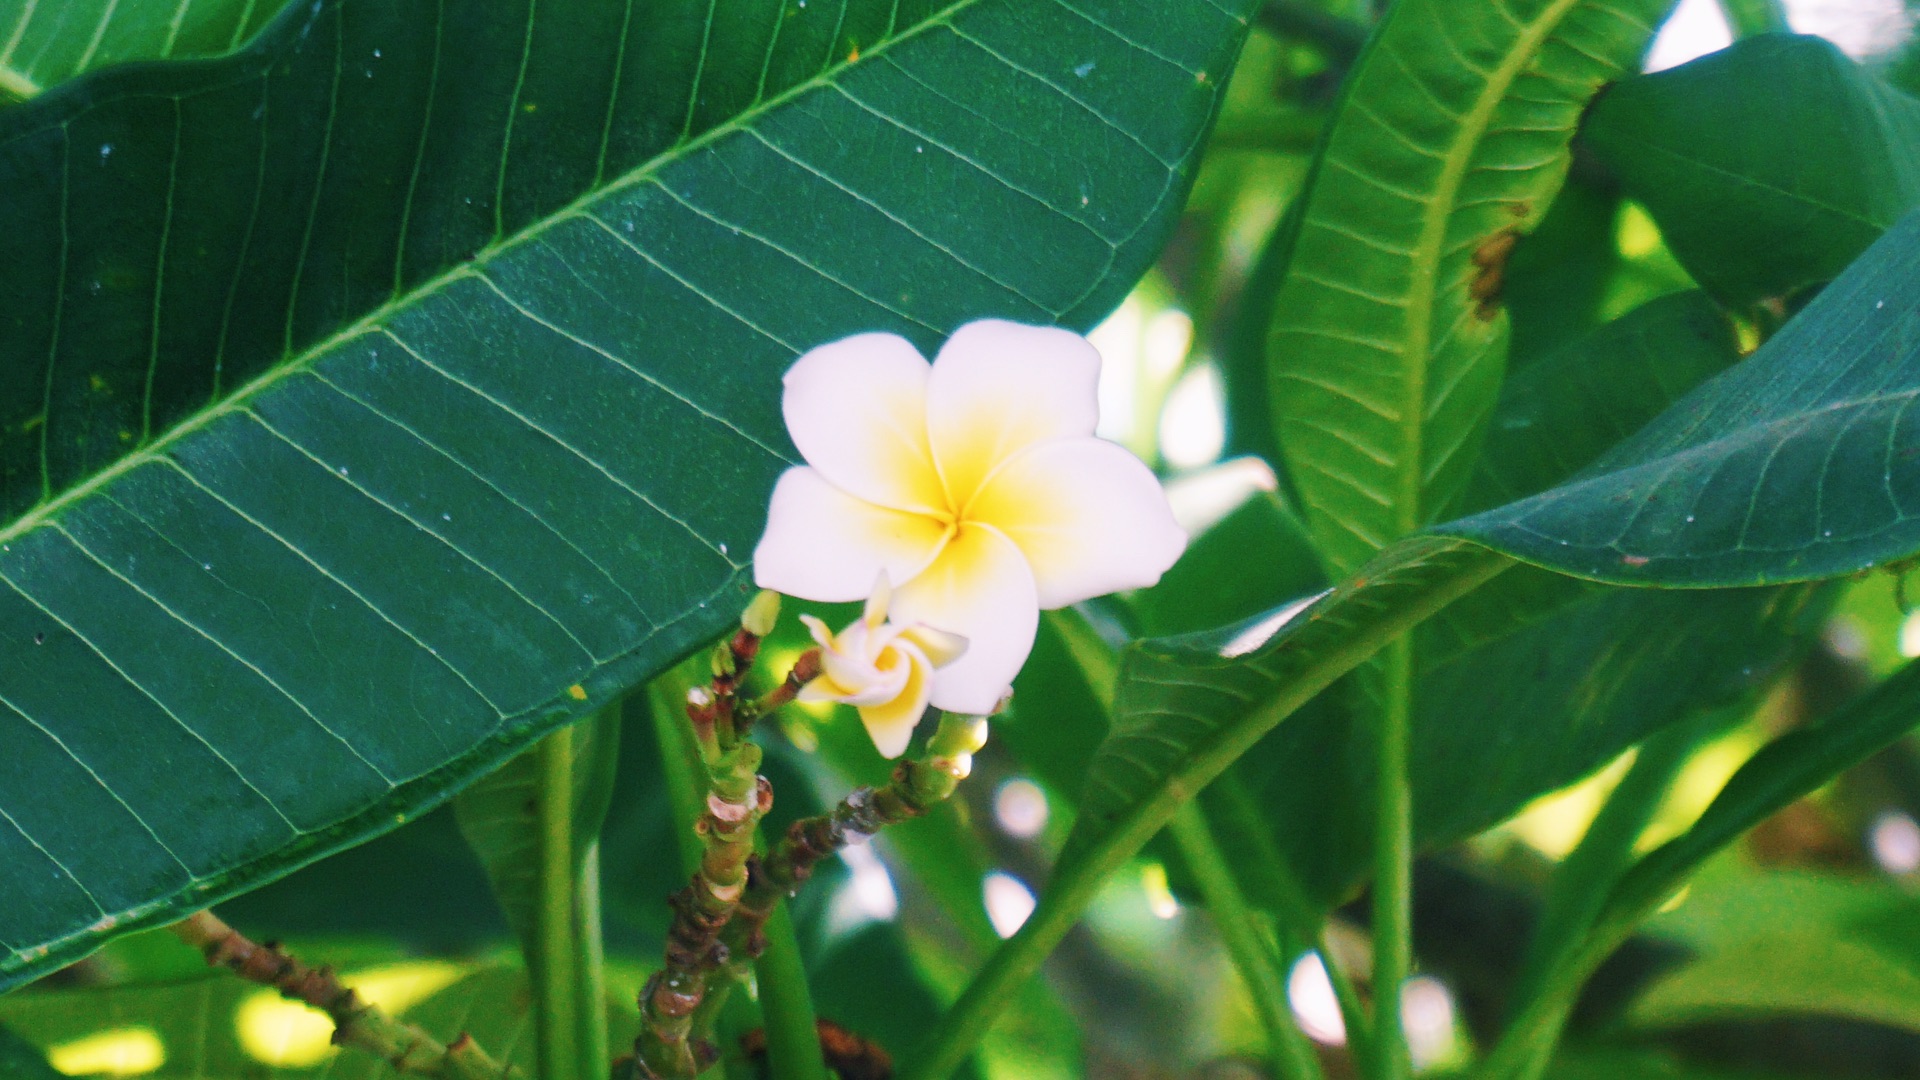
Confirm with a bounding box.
[754,319,1187,716]
[797,576,968,758]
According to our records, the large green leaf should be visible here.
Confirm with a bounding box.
[1134,292,1781,908]
[1444,207,1920,585]
[1266,0,1674,576]
[0,0,1256,990]
[1583,34,1920,311]
[0,0,276,102]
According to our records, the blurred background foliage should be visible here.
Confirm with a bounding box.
[7,1,1920,1079]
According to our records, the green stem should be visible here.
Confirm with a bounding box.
[578,844,610,1080]
[755,903,831,1080]
[1505,723,1700,1029]
[1369,640,1414,1080]
[1169,803,1326,1080]
[649,672,710,878]
[537,726,585,1080]
[1318,932,1373,1066]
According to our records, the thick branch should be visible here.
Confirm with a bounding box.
[172,911,509,1080]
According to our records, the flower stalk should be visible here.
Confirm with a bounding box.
[632,599,787,1080]
[171,910,509,1080]
[724,710,991,968]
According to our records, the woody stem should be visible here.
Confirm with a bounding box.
[171,910,509,1080]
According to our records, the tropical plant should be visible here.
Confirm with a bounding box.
[5,1,1920,1080]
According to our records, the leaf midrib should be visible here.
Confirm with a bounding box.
[0,0,987,551]
[1395,0,1586,537]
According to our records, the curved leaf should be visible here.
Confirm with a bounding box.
[0,0,275,102]
[1583,34,1920,310]
[1629,934,1920,1034]
[0,0,1255,989]
[1266,0,1674,576]
[1085,291,1801,909]
[1443,207,1920,586]
[1232,576,1822,905]
[1062,536,1511,867]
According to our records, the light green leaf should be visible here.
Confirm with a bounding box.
[453,709,620,1080]
[1605,658,1920,928]
[1063,536,1511,867]
[453,710,620,957]
[0,0,1256,989]
[1267,0,1675,576]
[1443,207,1920,586]
[0,0,278,102]
[1629,933,1920,1034]
[1583,34,1920,310]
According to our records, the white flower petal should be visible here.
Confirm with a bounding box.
[857,643,934,759]
[753,468,950,602]
[862,573,893,629]
[926,320,1102,505]
[892,524,1038,714]
[969,438,1186,608]
[899,624,968,669]
[799,614,836,651]
[783,332,947,514]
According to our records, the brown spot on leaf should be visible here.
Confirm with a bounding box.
[1469,230,1519,320]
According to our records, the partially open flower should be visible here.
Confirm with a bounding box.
[798,578,968,758]
[755,320,1186,713]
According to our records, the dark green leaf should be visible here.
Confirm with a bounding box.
[1443,208,1920,586]
[1149,294,1788,909]
[1453,290,1742,518]
[1266,0,1673,575]
[0,1024,59,1080]
[0,0,1255,988]
[1232,575,1822,906]
[1502,172,1628,369]
[1583,34,1920,310]
[0,0,277,102]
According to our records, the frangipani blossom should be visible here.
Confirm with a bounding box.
[755,319,1187,714]
[798,577,968,759]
